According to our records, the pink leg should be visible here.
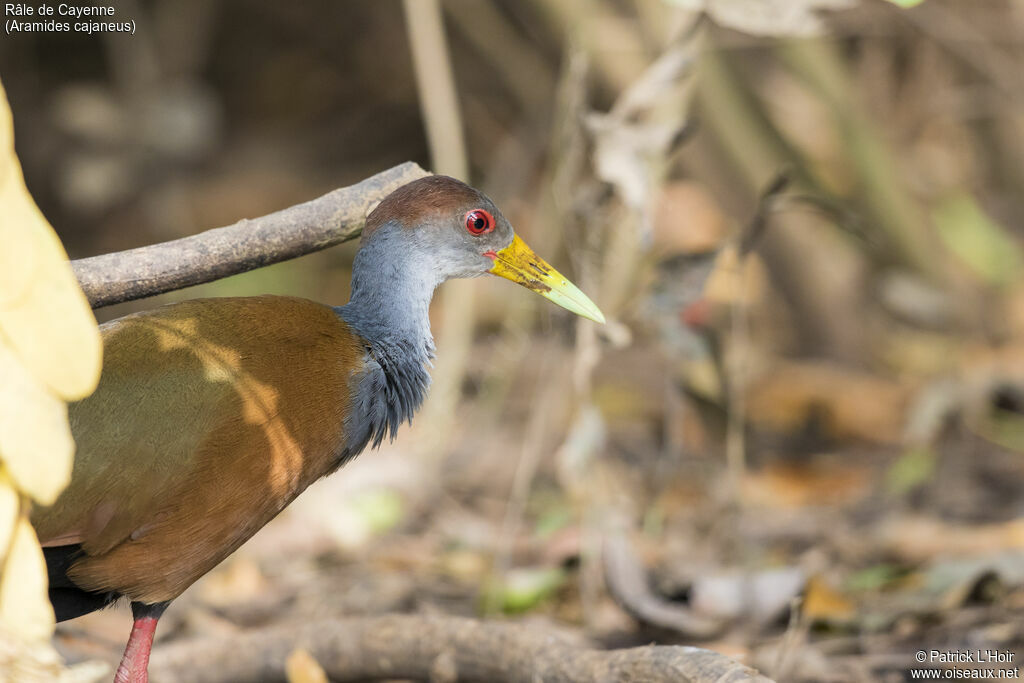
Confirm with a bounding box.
[114,616,158,683]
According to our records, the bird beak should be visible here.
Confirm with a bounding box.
[487,234,606,323]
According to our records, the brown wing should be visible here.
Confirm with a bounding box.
[31,295,366,603]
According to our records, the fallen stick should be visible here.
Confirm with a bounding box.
[71,162,430,308]
[147,614,770,683]
[603,530,729,640]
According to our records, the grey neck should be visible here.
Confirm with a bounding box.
[338,224,438,358]
[333,224,437,457]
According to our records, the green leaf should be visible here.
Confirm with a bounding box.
[349,488,405,535]
[534,505,571,539]
[844,564,905,592]
[933,193,1023,286]
[885,0,926,7]
[483,567,567,614]
[978,409,1024,453]
[884,446,936,496]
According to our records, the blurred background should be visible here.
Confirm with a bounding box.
[4,0,1024,680]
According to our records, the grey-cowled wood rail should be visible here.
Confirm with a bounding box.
[31,175,604,682]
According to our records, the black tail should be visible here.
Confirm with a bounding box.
[43,545,120,621]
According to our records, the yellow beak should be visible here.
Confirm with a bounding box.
[487,234,605,324]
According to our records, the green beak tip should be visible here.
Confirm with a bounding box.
[545,281,606,324]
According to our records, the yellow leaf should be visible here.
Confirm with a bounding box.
[802,575,855,623]
[0,470,17,549]
[0,623,64,681]
[285,648,328,683]
[702,246,768,306]
[0,515,55,640]
[0,343,74,505]
[0,80,101,401]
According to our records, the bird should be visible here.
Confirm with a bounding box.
[31,175,604,683]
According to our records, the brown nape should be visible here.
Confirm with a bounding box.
[362,175,486,242]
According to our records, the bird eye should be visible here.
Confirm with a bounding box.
[465,209,495,235]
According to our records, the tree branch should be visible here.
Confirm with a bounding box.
[147,614,770,683]
[72,162,430,309]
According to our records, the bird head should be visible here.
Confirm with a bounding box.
[363,176,604,323]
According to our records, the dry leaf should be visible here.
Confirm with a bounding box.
[198,558,269,608]
[740,462,871,508]
[690,567,806,622]
[702,247,769,307]
[653,182,729,255]
[745,361,910,444]
[586,43,693,217]
[667,0,855,37]
[880,516,1024,563]
[918,555,1024,610]
[285,648,328,683]
[802,575,855,623]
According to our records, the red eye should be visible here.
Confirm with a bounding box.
[465,209,495,235]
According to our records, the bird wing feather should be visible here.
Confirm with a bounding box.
[31,295,366,602]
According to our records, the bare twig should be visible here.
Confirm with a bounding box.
[402,0,476,462]
[147,614,769,683]
[403,0,468,181]
[603,529,728,640]
[71,162,430,309]
[487,349,563,613]
[724,171,789,499]
[738,170,790,257]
